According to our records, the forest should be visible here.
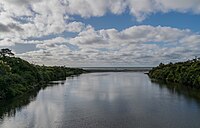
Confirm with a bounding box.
[0,49,85,100]
[149,58,200,89]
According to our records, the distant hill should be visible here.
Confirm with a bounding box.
[149,59,200,89]
[0,56,84,100]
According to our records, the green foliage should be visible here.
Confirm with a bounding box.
[0,60,11,75]
[0,48,14,58]
[149,59,200,89]
[0,55,84,100]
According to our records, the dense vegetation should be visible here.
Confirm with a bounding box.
[149,58,200,89]
[0,49,85,100]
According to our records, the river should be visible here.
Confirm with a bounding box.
[0,72,200,128]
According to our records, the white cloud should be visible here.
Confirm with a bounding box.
[1,0,200,66]
[0,0,86,40]
[65,22,85,33]
[35,37,68,49]
[69,25,192,47]
[17,25,200,66]
[0,0,200,41]
[66,0,200,21]
[127,0,200,21]
[0,38,15,46]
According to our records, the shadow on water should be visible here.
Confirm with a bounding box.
[0,74,81,119]
[151,80,200,102]
[0,81,65,119]
[0,91,38,119]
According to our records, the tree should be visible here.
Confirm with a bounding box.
[0,60,11,75]
[0,48,14,58]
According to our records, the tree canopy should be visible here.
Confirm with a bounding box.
[0,51,85,100]
[149,59,200,89]
[0,48,14,57]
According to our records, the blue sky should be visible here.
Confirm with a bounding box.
[74,11,200,32]
[1,0,200,67]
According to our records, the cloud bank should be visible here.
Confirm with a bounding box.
[0,0,200,66]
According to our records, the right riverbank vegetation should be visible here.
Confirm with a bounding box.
[0,48,85,100]
[149,58,200,89]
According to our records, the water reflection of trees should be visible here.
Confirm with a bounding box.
[0,90,38,119]
[0,82,64,119]
[0,75,78,119]
[151,80,200,102]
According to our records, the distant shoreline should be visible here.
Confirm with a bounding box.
[82,67,152,72]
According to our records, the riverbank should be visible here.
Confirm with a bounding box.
[1,72,200,128]
[0,56,85,100]
[148,59,200,89]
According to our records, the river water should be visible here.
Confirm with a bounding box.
[0,72,200,128]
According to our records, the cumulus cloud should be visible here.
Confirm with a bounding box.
[0,0,199,40]
[0,23,10,32]
[0,0,86,40]
[65,22,85,33]
[17,25,200,66]
[66,0,200,21]
[0,37,24,47]
[69,25,191,47]
[127,0,200,21]
[0,0,200,66]
[5,0,41,5]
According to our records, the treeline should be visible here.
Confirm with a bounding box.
[149,59,200,89]
[0,55,85,100]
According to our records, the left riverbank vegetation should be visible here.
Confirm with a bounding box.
[0,48,85,100]
[149,57,200,89]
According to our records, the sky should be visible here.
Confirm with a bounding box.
[0,0,200,67]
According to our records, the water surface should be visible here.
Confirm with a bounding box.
[0,72,200,128]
